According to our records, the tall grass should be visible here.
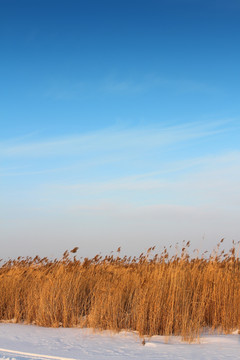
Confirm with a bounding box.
[0,241,240,340]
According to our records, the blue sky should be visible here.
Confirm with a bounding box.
[1,0,240,259]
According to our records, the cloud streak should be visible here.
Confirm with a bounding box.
[43,74,220,101]
[0,120,233,159]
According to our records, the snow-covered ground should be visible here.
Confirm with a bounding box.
[0,324,239,360]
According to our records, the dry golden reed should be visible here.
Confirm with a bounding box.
[0,240,240,340]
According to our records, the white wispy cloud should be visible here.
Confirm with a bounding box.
[0,120,233,159]
[44,150,239,207]
[43,74,220,100]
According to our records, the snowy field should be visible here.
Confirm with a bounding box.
[0,324,239,360]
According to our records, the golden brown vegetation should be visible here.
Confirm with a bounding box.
[0,240,240,340]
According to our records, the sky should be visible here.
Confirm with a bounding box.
[0,0,240,259]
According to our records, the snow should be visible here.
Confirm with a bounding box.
[0,324,239,360]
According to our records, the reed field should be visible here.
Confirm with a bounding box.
[0,240,240,340]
